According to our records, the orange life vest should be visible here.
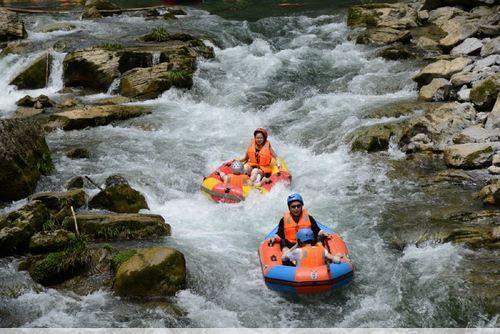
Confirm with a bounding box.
[300,244,326,267]
[228,174,249,188]
[246,139,272,174]
[283,209,311,244]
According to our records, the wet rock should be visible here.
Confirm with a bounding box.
[63,48,120,92]
[10,53,53,90]
[163,12,177,20]
[167,8,187,15]
[65,148,90,159]
[347,3,417,29]
[470,73,500,111]
[413,57,471,87]
[57,98,81,109]
[485,93,500,129]
[450,38,483,56]
[29,229,76,254]
[481,36,500,57]
[31,189,86,212]
[50,105,152,130]
[66,176,85,190]
[356,27,411,45]
[423,1,497,11]
[478,179,500,206]
[0,201,51,256]
[432,169,474,183]
[89,181,148,213]
[81,6,103,19]
[16,95,54,108]
[443,143,494,169]
[14,107,44,119]
[118,51,156,73]
[450,71,483,87]
[351,123,401,152]
[143,8,161,18]
[0,119,53,202]
[105,174,128,187]
[439,18,479,50]
[35,22,76,33]
[418,78,451,102]
[62,213,170,241]
[453,125,500,144]
[378,44,416,60]
[493,154,500,167]
[93,96,133,105]
[488,165,500,174]
[414,36,439,49]
[120,62,193,100]
[368,100,437,118]
[85,0,120,10]
[113,247,186,297]
[0,9,27,42]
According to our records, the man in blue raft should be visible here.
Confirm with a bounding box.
[269,193,331,260]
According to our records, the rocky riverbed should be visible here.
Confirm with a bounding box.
[0,0,498,328]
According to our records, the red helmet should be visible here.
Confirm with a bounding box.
[253,127,268,139]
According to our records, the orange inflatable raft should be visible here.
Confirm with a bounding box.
[201,158,291,203]
[258,222,354,294]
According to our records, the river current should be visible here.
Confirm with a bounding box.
[0,3,497,327]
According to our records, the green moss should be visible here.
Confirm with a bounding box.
[163,12,177,20]
[100,42,123,51]
[112,249,137,270]
[347,6,377,27]
[37,152,54,175]
[143,27,171,42]
[470,79,498,110]
[167,70,192,81]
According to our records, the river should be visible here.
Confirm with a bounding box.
[0,0,497,327]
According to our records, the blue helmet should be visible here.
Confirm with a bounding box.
[287,193,304,206]
[296,228,314,243]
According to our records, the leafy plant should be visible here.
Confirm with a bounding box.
[100,42,124,51]
[167,70,192,82]
[42,219,57,231]
[143,27,171,42]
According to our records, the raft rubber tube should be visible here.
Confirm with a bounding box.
[258,222,354,294]
[201,158,291,203]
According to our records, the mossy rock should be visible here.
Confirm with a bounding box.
[89,184,148,213]
[30,189,86,212]
[350,123,402,152]
[10,53,53,89]
[470,76,500,111]
[112,249,137,270]
[113,247,186,297]
[347,6,378,27]
[29,229,76,254]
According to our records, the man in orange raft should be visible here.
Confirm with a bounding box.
[217,160,253,188]
[282,228,341,266]
[269,193,330,256]
[239,128,281,185]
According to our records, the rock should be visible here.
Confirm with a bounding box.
[419,78,451,102]
[378,45,416,60]
[63,48,120,92]
[418,10,429,22]
[473,55,500,72]
[432,169,474,183]
[470,74,500,111]
[413,57,471,87]
[57,98,81,109]
[481,36,500,57]
[93,96,133,105]
[31,189,86,212]
[50,105,152,130]
[423,1,497,11]
[0,201,51,256]
[485,93,500,129]
[81,6,102,19]
[35,22,76,33]
[85,0,121,11]
[453,125,500,144]
[0,119,53,202]
[16,95,54,108]
[356,27,411,45]
[351,123,400,152]
[0,8,27,42]
[89,182,148,213]
[450,38,483,56]
[29,229,75,254]
[488,165,500,174]
[26,239,91,286]
[66,176,85,190]
[167,8,187,15]
[105,174,128,187]
[414,36,439,49]
[347,3,417,29]
[439,18,479,49]
[479,24,500,37]
[120,62,193,100]
[143,8,161,17]
[62,213,170,241]
[113,247,186,297]
[118,51,157,74]
[457,86,471,102]
[443,143,494,168]
[14,107,44,119]
[163,12,177,20]
[65,148,90,159]
[450,71,483,87]
[10,53,53,90]
[493,154,500,167]
[478,179,500,206]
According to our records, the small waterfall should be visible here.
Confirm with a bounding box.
[152,52,161,66]
[48,51,66,92]
[107,78,121,95]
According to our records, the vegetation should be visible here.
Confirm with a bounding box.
[112,249,137,270]
[100,42,124,51]
[142,27,170,42]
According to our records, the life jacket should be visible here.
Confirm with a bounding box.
[300,244,326,267]
[283,209,311,244]
[227,174,249,188]
[246,139,272,174]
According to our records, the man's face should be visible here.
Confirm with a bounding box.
[289,201,303,217]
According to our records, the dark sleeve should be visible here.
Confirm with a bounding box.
[277,218,285,239]
[309,215,321,237]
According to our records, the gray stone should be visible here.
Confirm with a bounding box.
[450,38,483,56]
[493,154,500,166]
[488,165,500,174]
[419,78,451,101]
[485,93,500,129]
[450,71,483,87]
[413,57,471,87]
[457,86,471,102]
[481,37,500,57]
[0,9,27,42]
[30,189,86,211]
[453,125,500,144]
[443,143,494,169]
[474,55,500,71]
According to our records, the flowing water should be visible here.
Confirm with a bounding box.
[0,2,497,328]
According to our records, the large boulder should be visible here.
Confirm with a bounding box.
[450,38,483,56]
[29,229,76,254]
[418,78,451,101]
[30,189,86,211]
[453,125,500,144]
[485,93,500,129]
[119,62,193,99]
[347,3,418,29]
[470,74,500,111]
[0,201,51,256]
[113,247,186,297]
[439,18,479,49]
[0,119,53,202]
[413,57,471,87]
[478,179,500,206]
[0,9,27,42]
[63,48,120,91]
[350,123,401,152]
[50,105,152,130]
[89,176,148,213]
[62,213,170,241]
[443,143,494,168]
[10,53,53,90]
[356,27,411,45]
